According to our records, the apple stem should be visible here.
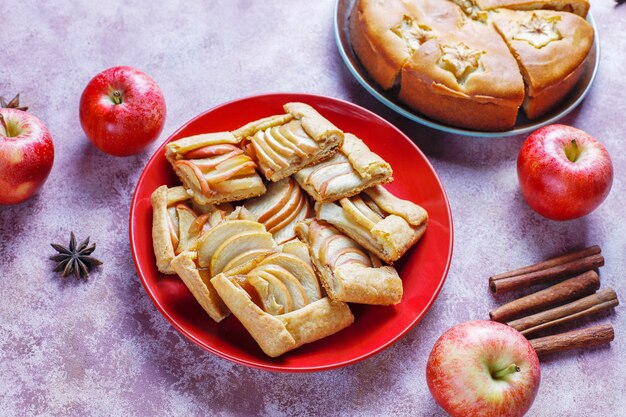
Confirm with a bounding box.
[565,139,582,162]
[0,114,8,137]
[112,91,123,105]
[492,364,521,380]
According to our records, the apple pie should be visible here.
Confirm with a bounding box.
[165,131,266,205]
[295,219,403,305]
[294,133,393,203]
[244,177,313,244]
[233,102,344,181]
[211,243,354,357]
[490,9,594,119]
[151,185,231,274]
[316,186,428,263]
[349,0,594,130]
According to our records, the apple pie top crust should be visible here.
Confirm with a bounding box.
[294,133,393,203]
[233,102,344,182]
[476,0,589,17]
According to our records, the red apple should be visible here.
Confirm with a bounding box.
[0,104,54,205]
[426,320,540,417]
[517,124,613,221]
[79,66,166,156]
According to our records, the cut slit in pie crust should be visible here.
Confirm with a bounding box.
[295,219,403,306]
[165,131,266,206]
[316,185,428,264]
[233,102,344,182]
[294,133,393,203]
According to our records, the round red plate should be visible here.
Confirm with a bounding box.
[129,93,453,372]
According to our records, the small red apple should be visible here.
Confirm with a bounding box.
[427,320,540,417]
[0,96,54,205]
[517,124,613,221]
[79,66,166,156]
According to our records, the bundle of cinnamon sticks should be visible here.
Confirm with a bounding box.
[489,245,618,357]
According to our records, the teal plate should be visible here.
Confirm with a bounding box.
[334,0,600,138]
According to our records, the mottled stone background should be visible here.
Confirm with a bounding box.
[0,1,624,416]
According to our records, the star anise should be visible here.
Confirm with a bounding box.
[0,94,28,111]
[50,232,102,279]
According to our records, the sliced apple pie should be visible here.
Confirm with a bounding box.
[244,177,313,244]
[211,243,354,357]
[316,185,428,263]
[476,0,589,17]
[233,102,344,182]
[294,133,393,203]
[151,185,231,275]
[165,131,266,205]
[295,219,403,306]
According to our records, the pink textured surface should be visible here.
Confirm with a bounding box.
[0,1,623,416]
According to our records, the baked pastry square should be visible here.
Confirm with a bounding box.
[211,244,353,357]
[316,185,428,264]
[294,133,393,203]
[151,185,231,274]
[244,177,313,244]
[165,131,266,205]
[295,219,403,306]
[233,102,344,182]
[490,9,594,119]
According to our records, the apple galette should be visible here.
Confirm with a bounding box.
[244,177,313,244]
[295,219,403,306]
[165,131,266,205]
[151,185,231,274]
[294,133,393,203]
[233,102,344,181]
[211,243,354,357]
[316,186,428,263]
[349,0,594,130]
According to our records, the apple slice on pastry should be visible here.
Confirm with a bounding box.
[233,102,344,182]
[295,219,403,306]
[316,185,428,263]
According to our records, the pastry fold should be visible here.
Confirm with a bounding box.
[316,185,428,263]
[165,131,266,205]
[244,178,313,244]
[294,133,393,203]
[295,219,403,305]
[233,102,344,182]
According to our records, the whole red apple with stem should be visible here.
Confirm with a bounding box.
[427,320,540,417]
[0,95,54,205]
[79,66,166,156]
[517,124,613,221]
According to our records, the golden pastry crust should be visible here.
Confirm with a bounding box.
[234,103,344,182]
[294,133,393,203]
[170,252,230,322]
[211,261,353,357]
[490,9,593,119]
[165,131,266,205]
[244,178,314,244]
[477,0,589,17]
[316,185,428,264]
[295,219,403,305]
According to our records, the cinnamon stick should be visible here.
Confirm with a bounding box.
[508,288,619,336]
[530,324,614,357]
[489,253,604,294]
[490,270,600,322]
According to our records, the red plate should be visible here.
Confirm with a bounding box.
[129,93,453,372]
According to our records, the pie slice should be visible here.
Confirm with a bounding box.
[210,248,353,357]
[233,102,344,182]
[295,219,403,306]
[490,9,594,119]
[151,185,230,274]
[244,177,314,244]
[165,131,266,205]
[294,133,393,203]
[475,0,589,17]
[316,186,428,263]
